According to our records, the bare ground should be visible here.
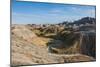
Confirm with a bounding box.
[11,25,95,66]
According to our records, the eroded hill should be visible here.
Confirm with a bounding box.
[11,24,95,66]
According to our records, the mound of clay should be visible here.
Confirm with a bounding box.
[12,24,37,43]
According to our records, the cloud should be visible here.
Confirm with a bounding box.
[12,12,44,18]
[49,9,63,13]
[47,8,67,16]
[86,9,95,15]
[68,6,95,17]
[12,12,46,24]
[71,7,80,11]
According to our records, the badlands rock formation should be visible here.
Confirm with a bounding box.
[11,24,95,66]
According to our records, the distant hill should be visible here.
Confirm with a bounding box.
[58,17,96,26]
[73,17,96,25]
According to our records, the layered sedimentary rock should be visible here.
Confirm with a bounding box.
[11,25,95,66]
[80,31,96,58]
[48,30,96,58]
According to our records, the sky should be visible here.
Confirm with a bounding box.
[19,0,96,5]
[12,0,96,24]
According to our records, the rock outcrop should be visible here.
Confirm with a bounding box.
[11,24,95,66]
[12,24,37,43]
[47,30,96,58]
